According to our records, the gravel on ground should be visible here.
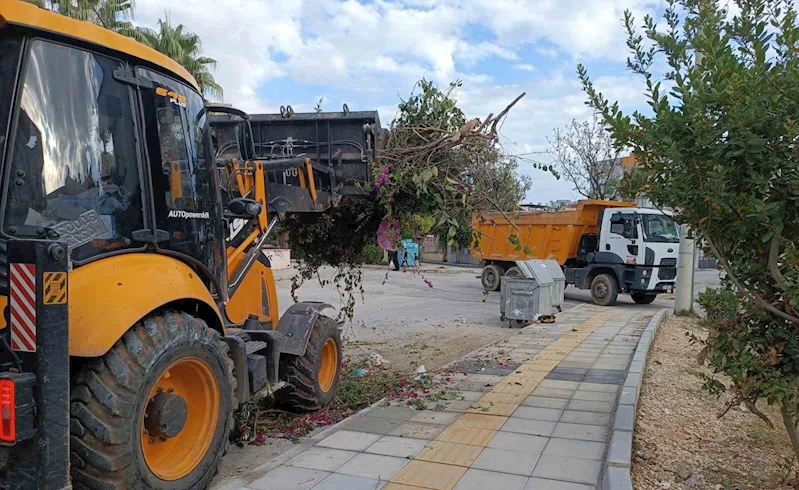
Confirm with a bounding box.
[632,316,794,490]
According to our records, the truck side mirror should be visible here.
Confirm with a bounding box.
[227,197,262,217]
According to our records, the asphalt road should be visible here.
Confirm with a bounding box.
[274,265,722,328]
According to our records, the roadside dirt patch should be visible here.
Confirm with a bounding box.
[632,316,794,490]
[343,318,513,375]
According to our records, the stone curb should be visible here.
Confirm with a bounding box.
[600,308,671,490]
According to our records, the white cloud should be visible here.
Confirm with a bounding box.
[131,0,657,200]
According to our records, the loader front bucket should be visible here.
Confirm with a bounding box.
[0,240,70,490]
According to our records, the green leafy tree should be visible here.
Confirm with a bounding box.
[579,0,799,456]
[137,16,223,100]
[24,0,145,41]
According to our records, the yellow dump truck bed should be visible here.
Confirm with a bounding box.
[470,200,635,265]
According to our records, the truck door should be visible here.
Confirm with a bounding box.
[601,212,642,265]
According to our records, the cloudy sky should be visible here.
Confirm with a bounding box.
[134,0,666,203]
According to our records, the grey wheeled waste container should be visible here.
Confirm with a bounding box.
[500,274,554,327]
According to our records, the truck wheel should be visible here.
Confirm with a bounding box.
[278,316,342,411]
[505,266,523,278]
[590,273,619,306]
[481,264,504,291]
[70,310,236,490]
[631,293,657,305]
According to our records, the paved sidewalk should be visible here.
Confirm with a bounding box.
[224,305,653,490]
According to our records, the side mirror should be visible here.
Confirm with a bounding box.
[227,197,262,218]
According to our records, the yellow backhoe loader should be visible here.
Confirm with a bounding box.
[0,2,380,488]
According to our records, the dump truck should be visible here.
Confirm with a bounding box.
[0,2,379,489]
[471,200,680,306]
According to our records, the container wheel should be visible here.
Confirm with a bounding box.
[69,310,236,490]
[591,273,619,306]
[481,264,504,291]
[631,293,657,305]
[278,316,342,411]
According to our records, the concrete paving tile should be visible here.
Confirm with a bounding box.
[471,448,540,476]
[313,473,382,490]
[522,396,569,410]
[480,392,527,405]
[577,382,618,393]
[570,390,617,403]
[467,402,517,417]
[456,391,484,402]
[286,447,358,471]
[455,413,508,431]
[487,431,548,455]
[551,423,608,442]
[246,466,330,490]
[500,418,556,437]
[453,468,528,490]
[369,406,423,420]
[392,460,468,490]
[512,406,563,422]
[450,381,497,393]
[532,456,601,485]
[538,380,580,390]
[440,400,475,413]
[530,387,574,399]
[344,416,406,435]
[382,483,432,490]
[389,422,447,440]
[437,425,496,446]
[559,410,611,427]
[415,441,484,466]
[544,372,585,382]
[551,367,588,375]
[410,410,462,426]
[337,453,410,481]
[557,361,594,369]
[566,400,614,413]
[365,436,429,458]
[317,431,383,451]
[524,477,595,489]
[543,438,605,460]
[581,375,622,385]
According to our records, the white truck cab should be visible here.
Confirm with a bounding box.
[567,207,680,305]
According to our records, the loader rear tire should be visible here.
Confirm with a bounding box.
[69,310,236,490]
[277,316,342,411]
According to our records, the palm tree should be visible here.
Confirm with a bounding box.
[137,16,223,101]
[23,2,223,100]
[24,0,146,42]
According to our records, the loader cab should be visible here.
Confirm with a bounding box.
[0,22,227,295]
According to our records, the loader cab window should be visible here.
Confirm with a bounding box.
[0,39,22,167]
[136,68,225,280]
[3,40,144,261]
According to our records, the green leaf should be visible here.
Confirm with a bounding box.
[762,231,773,243]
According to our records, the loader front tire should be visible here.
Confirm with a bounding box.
[278,316,342,411]
[70,310,236,490]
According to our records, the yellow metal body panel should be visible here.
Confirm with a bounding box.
[0,0,200,93]
[68,254,222,357]
[225,259,278,326]
[471,200,635,264]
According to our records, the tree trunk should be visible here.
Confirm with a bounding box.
[782,389,799,461]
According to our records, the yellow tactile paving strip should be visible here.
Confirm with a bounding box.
[388,310,617,490]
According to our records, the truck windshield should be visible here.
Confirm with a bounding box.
[4,40,143,261]
[641,214,679,243]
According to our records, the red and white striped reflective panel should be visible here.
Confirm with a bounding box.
[9,264,36,353]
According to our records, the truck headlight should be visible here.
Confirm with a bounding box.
[642,269,648,277]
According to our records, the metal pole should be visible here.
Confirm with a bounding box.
[675,4,703,315]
